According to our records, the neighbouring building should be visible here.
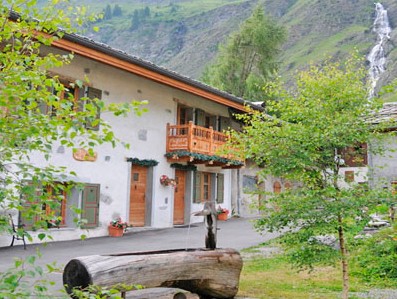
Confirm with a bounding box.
[338,103,397,192]
[0,31,263,247]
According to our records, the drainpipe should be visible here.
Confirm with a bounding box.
[237,169,241,215]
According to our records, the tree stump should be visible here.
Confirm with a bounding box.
[63,248,243,299]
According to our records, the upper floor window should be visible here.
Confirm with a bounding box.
[41,83,102,131]
[273,181,281,194]
[176,103,231,132]
[339,143,368,167]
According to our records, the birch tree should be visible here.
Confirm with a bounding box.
[231,56,392,299]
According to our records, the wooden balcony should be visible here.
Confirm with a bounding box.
[166,122,244,168]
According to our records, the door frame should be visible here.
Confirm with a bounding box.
[173,169,187,225]
[128,164,153,227]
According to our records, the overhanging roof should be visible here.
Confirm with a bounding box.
[52,32,263,112]
[8,10,263,112]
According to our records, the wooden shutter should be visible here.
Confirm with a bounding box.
[216,173,224,204]
[76,86,86,112]
[20,183,42,230]
[81,184,100,228]
[177,106,194,125]
[219,116,232,132]
[195,109,206,127]
[208,115,217,129]
[193,172,202,203]
[186,107,194,123]
[85,87,102,131]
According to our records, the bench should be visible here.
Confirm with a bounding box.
[9,213,27,250]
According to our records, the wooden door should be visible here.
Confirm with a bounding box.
[129,165,147,227]
[173,170,186,225]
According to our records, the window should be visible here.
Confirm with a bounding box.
[40,83,102,130]
[273,181,281,194]
[339,143,368,167]
[20,182,100,230]
[20,182,68,229]
[44,183,68,227]
[177,105,193,125]
[177,104,231,133]
[195,109,216,129]
[193,172,212,203]
[243,175,257,193]
[193,172,224,204]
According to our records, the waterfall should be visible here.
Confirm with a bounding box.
[367,3,391,98]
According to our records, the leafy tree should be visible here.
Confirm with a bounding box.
[130,9,140,31]
[103,4,112,20]
[143,6,151,17]
[0,0,145,297]
[201,6,286,102]
[231,56,392,299]
[113,4,122,17]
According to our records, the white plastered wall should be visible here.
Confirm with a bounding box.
[0,47,235,246]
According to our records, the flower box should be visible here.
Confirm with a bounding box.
[108,225,124,237]
[217,212,228,221]
[108,217,128,237]
[216,206,229,221]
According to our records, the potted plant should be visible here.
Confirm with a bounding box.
[216,206,229,221]
[160,175,177,187]
[108,217,128,237]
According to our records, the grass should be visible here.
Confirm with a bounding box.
[239,255,343,299]
[238,242,396,299]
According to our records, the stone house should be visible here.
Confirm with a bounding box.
[0,32,262,247]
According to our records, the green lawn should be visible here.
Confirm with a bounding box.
[238,247,396,299]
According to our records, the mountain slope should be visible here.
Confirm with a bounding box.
[79,0,396,97]
[84,0,257,79]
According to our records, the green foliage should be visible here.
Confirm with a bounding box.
[201,5,286,101]
[0,255,61,298]
[0,0,146,297]
[0,0,145,229]
[103,4,112,20]
[234,55,386,184]
[351,225,397,284]
[113,4,122,17]
[232,55,394,297]
[71,283,142,299]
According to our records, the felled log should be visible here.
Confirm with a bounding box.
[63,248,243,299]
[127,287,199,299]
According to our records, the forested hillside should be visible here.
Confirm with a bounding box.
[74,0,396,97]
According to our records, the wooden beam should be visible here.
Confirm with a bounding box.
[51,39,248,112]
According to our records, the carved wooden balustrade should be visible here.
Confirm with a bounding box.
[166,122,243,167]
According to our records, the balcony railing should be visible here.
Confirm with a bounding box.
[166,122,243,166]
[166,121,225,154]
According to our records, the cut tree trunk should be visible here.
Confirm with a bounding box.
[63,248,243,299]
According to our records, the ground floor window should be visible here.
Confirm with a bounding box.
[193,172,224,203]
[20,182,100,230]
[44,183,68,227]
